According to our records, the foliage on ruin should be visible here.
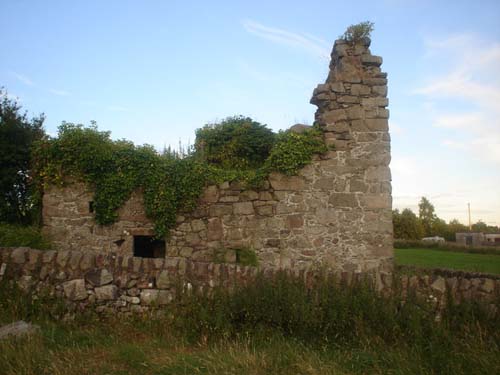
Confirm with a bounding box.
[195,116,276,169]
[341,21,374,43]
[34,118,326,238]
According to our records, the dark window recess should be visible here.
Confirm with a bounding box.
[114,239,125,247]
[133,236,166,258]
[89,201,94,213]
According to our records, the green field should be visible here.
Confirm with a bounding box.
[395,248,500,275]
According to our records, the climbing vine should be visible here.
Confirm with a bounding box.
[34,119,326,238]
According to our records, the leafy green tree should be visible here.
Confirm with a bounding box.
[195,116,275,170]
[393,208,424,240]
[442,219,468,241]
[418,197,436,237]
[0,89,45,224]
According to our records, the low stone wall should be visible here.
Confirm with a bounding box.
[1,248,498,316]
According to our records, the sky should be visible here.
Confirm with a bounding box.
[1,0,499,226]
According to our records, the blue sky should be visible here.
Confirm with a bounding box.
[1,0,499,225]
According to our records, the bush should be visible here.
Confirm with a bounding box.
[0,223,51,249]
[195,116,275,169]
[264,127,327,176]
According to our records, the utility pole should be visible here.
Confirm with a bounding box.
[468,203,472,231]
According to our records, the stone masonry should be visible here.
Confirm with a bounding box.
[42,38,393,273]
[1,247,499,316]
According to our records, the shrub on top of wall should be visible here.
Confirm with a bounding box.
[195,116,276,170]
[34,119,327,238]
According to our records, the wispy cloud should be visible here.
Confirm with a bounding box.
[241,19,330,60]
[49,88,71,96]
[415,33,500,164]
[11,71,34,86]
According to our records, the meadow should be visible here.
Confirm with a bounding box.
[395,248,500,275]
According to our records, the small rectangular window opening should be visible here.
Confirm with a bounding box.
[89,201,94,213]
[133,235,166,258]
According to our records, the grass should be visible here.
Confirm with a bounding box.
[1,273,499,375]
[395,247,500,275]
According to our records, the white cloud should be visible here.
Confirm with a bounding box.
[241,19,330,60]
[49,89,70,96]
[11,72,34,86]
[415,33,500,165]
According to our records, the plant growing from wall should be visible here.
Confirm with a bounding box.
[34,118,327,238]
[341,21,374,43]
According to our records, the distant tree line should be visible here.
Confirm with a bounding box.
[393,197,499,241]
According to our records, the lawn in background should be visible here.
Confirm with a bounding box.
[395,248,500,275]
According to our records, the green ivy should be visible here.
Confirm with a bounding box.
[34,120,327,238]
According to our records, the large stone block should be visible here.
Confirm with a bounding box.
[95,285,118,301]
[62,279,87,301]
[233,202,254,215]
[329,193,358,208]
[85,269,113,286]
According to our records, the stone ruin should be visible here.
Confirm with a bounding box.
[42,37,393,273]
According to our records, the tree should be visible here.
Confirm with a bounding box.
[393,208,424,240]
[418,197,436,237]
[0,89,45,224]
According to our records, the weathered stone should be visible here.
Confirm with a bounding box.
[289,124,312,134]
[0,321,40,340]
[140,289,159,305]
[233,202,254,215]
[56,251,71,268]
[350,84,371,96]
[156,270,171,289]
[120,295,140,304]
[361,55,382,66]
[11,248,27,264]
[365,166,391,181]
[191,219,206,232]
[372,85,388,97]
[42,250,57,263]
[329,193,358,208]
[95,285,118,301]
[480,279,495,293]
[68,251,83,270]
[85,269,113,286]
[431,277,446,294]
[323,109,347,123]
[62,279,87,301]
[269,173,306,191]
[286,214,304,229]
[209,204,233,217]
[256,205,273,216]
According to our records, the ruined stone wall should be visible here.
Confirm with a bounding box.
[42,38,393,273]
[1,248,498,316]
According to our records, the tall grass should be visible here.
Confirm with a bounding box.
[0,272,499,374]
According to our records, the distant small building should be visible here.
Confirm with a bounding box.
[484,233,500,245]
[455,232,484,247]
[422,236,445,244]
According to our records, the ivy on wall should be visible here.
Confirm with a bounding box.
[34,118,327,238]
